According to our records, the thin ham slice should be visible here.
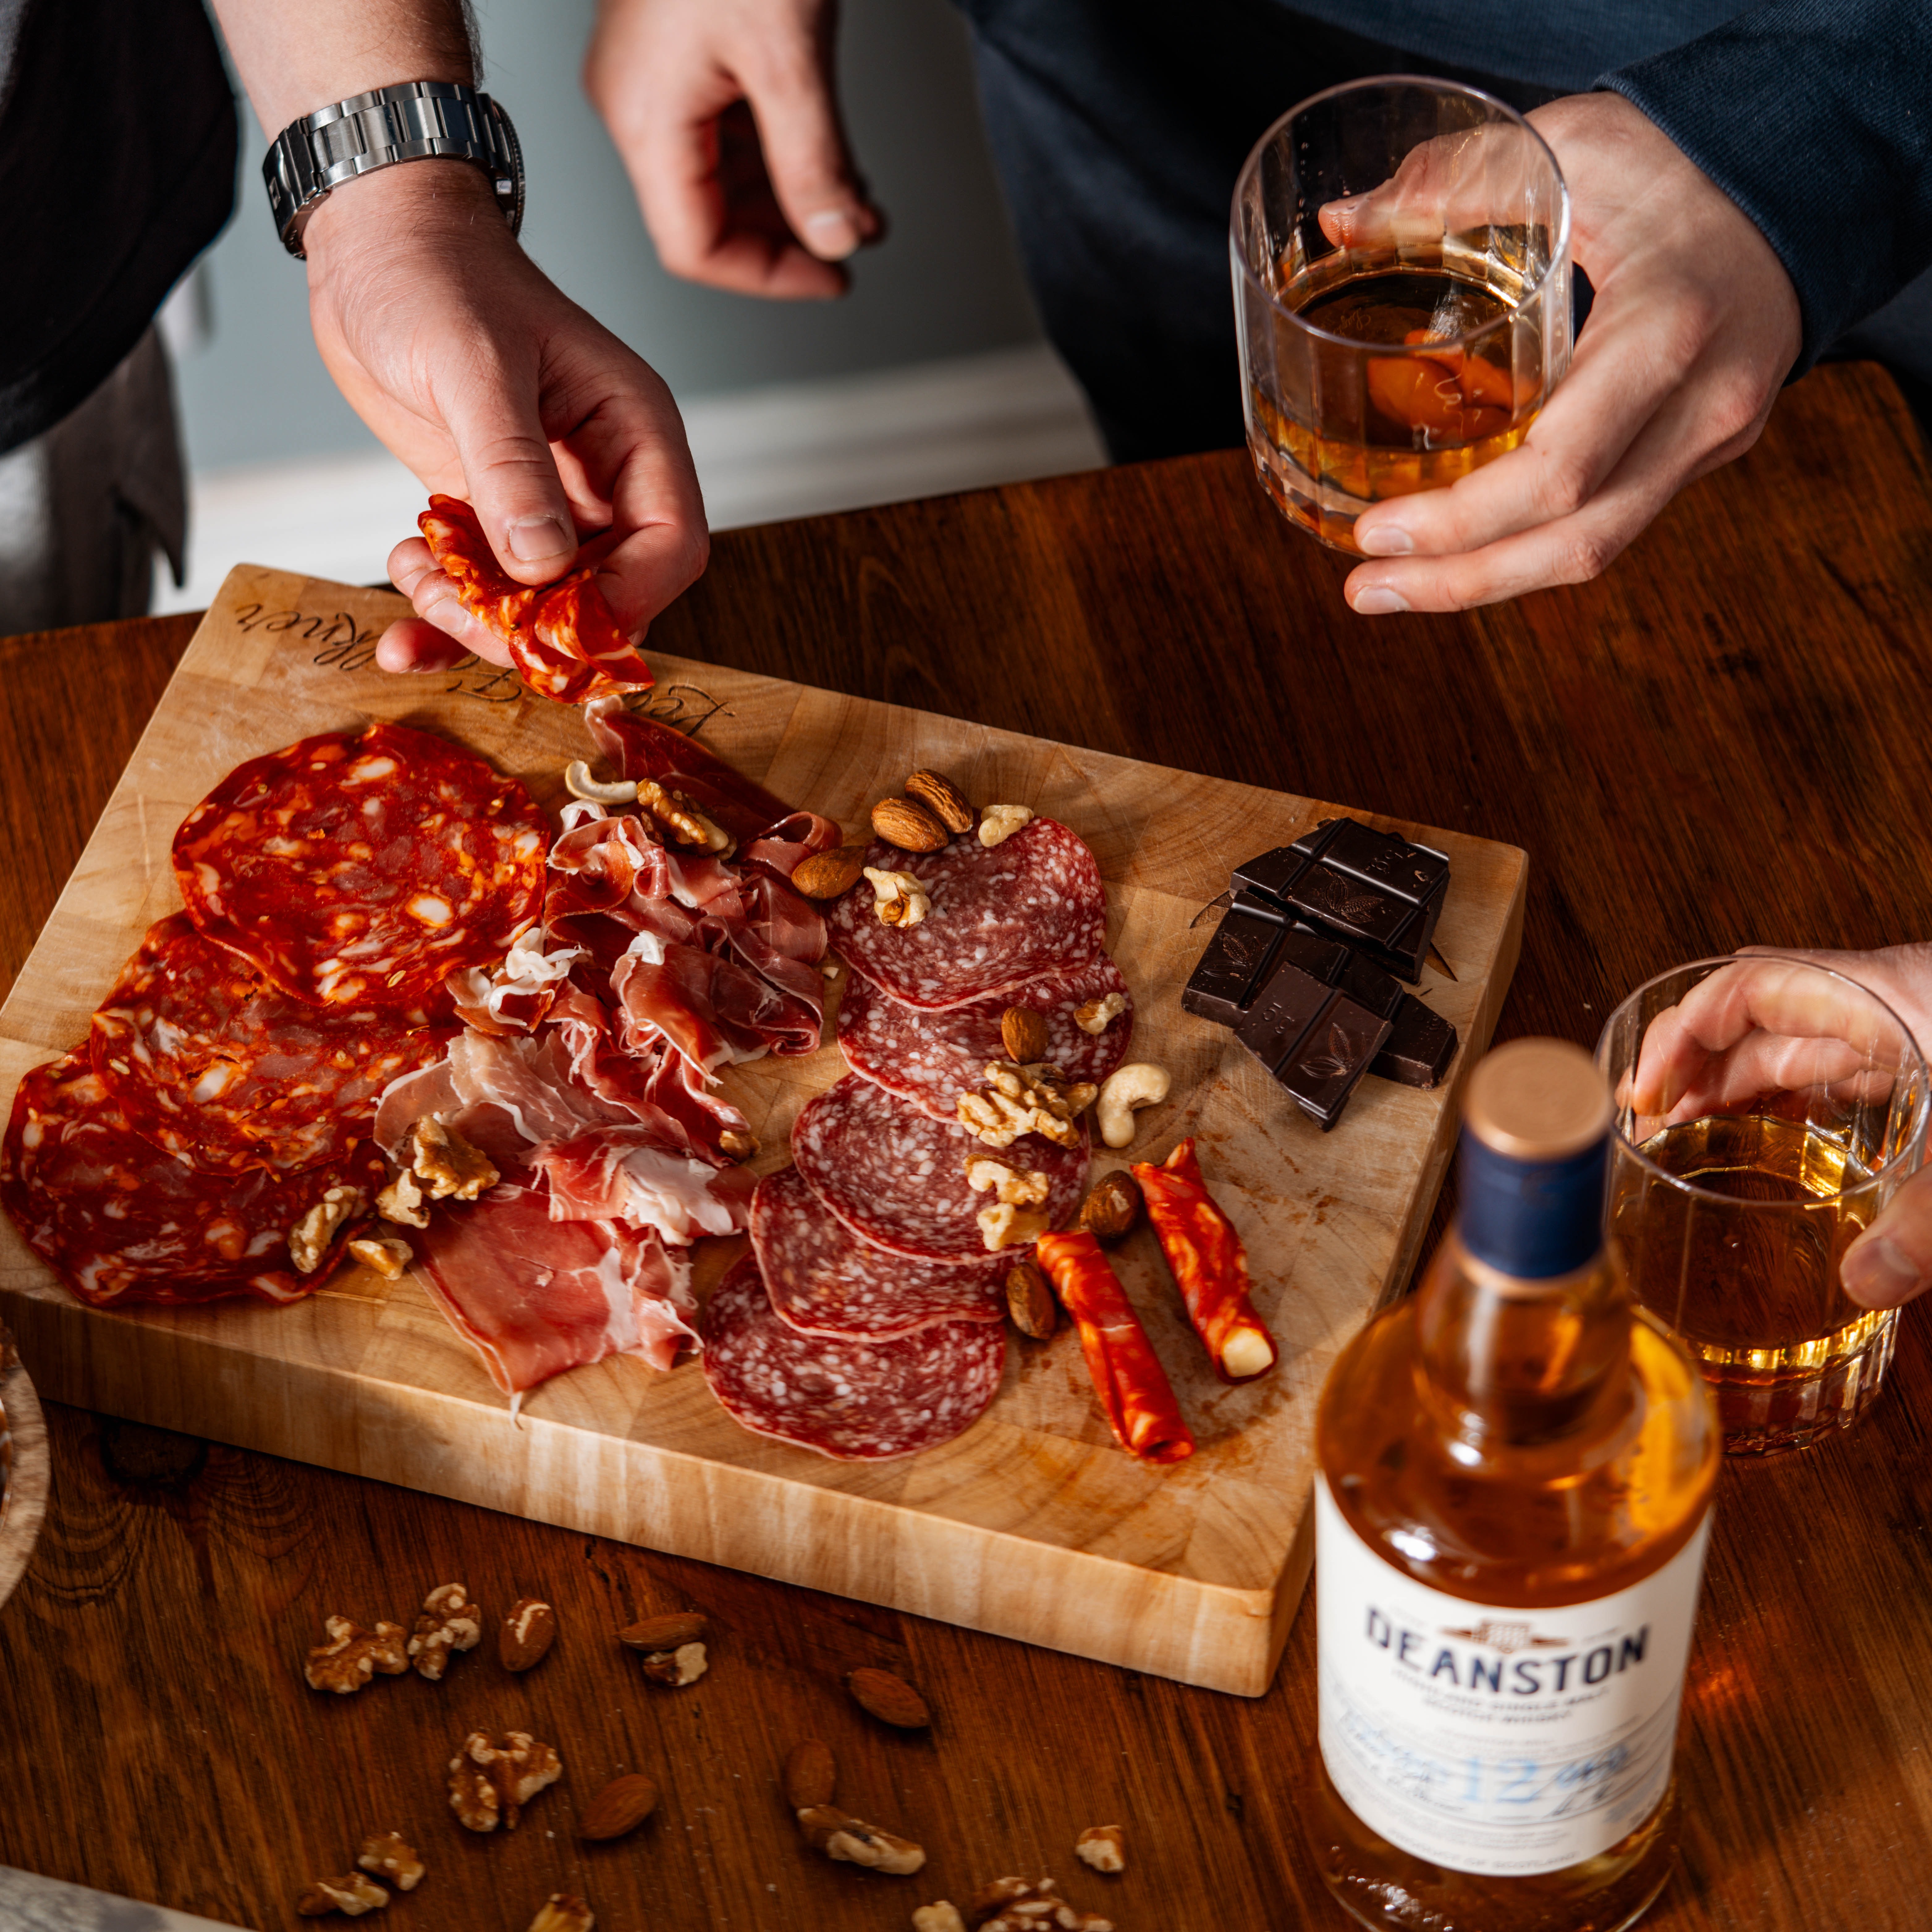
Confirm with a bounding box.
[411,1179,697,1394]
[583,698,797,845]
[535,1126,755,1241]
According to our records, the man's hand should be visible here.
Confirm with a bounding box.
[584,0,882,299]
[1627,944,1932,1311]
[299,163,708,673]
[1335,92,1802,615]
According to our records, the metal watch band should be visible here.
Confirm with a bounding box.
[263,79,524,260]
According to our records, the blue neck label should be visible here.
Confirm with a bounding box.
[1459,1131,1608,1278]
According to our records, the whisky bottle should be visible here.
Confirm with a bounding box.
[1307,1038,1721,1932]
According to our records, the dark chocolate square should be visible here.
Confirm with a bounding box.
[1279,993,1393,1131]
[1229,888,1288,926]
[1230,846,1309,910]
[1331,941,1405,1020]
[1182,909,1284,1025]
[1289,818,1345,861]
[1319,820,1451,905]
[1234,958,1333,1074]
[1372,995,1459,1088]
[1276,923,1353,984]
[1289,861,1417,950]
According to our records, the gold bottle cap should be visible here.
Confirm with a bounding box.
[1462,1038,1611,1162]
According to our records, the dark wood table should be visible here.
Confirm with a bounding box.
[2,361,1929,1932]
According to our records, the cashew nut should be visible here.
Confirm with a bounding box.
[564,759,638,805]
[865,866,931,928]
[978,803,1034,848]
[1094,1063,1171,1149]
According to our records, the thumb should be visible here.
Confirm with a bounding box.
[1318,124,1538,254]
[442,356,583,585]
[744,42,881,262]
[1843,1163,1932,1309]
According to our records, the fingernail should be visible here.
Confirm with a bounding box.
[507,514,572,563]
[1351,586,1410,616]
[803,208,859,259]
[1842,1234,1920,1309]
[1357,524,1414,557]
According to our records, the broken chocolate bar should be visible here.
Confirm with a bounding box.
[1234,818,1451,982]
[1235,955,1392,1131]
[1372,994,1459,1088]
[1182,905,1284,1026]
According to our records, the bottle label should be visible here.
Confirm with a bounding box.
[1316,1477,1710,1877]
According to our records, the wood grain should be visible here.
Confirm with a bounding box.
[0,361,1929,1931]
[0,566,1524,1697]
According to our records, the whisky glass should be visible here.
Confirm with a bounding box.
[1596,955,1930,1456]
[1231,78,1571,553]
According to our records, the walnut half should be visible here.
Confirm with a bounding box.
[288,1186,367,1275]
[963,1150,1050,1208]
[448,1730,563,1832]
[957,1061,1096,1151]
[296,1872,388,1917]
[407,1582,482,1681]
[303,1616,408,1694]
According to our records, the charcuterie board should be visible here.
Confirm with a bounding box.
[0,566,1524,1694]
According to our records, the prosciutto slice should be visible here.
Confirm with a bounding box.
[535,1126,755,1241]
[412,1179,698,1394]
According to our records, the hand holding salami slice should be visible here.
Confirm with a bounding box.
[1132,1138,1278,1383]
[418,495,653,704]
[1035,1229,1194,1465]
[172,721,548,1009]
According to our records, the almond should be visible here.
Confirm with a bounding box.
[577,1772,660,1841]
[871,796,949,853]
[845,1665,931,1730]
[791,844,867,899]
[904,769,974,835]
[1005,1259,1057,1340]
[617,1611,708,1651]
[1077,1171,1142,1242]
[499,1597,556,1673]
[999,1005,1049,1063]
[783,1737,837,1810]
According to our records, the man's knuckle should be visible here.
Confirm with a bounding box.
[1557,527,1620,584]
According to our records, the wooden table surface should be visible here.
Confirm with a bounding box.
[2,361,1929,1932]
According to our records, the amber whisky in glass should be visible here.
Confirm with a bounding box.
[1307,1039,1720,1932]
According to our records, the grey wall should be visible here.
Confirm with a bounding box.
[174,0,1042,472]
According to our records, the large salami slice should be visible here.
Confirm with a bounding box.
[1,1051,383,1308]
[836,957,1135,1122]
[750,1165,1003,1339]
[90,915,449,1173]
[172,720,548,1008]
[792,1075,1088,1263]
[701,1252,1004,1460]
[823,818,1107,1010]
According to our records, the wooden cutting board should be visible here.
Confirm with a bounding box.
[0,566,1523,1694]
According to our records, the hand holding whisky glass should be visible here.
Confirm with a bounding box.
[1231,78,1571,554]
[1597,954,1931,1455]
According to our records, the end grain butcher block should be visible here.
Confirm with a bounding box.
[0,565,1524,1694]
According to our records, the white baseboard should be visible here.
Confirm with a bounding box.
[154,344,1105,616]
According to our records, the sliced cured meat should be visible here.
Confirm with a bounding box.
[792,1075,1088,1263]
[419,494,653,704]
[90,914,447,1173]
[1,1051,383,1308]
[837,957,1134,1122]
[701,1252,1004,1460]
[824,817,1107,1010]
[411,1179,696,1394]
[173,720,548,1009]
[584,696,796,844]
[535,1126,755,1241]
[750,1165,1002,1339]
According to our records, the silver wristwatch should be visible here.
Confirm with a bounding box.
[263,79,525,259]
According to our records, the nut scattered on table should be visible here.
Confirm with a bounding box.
[375,1167,429,1230]
[719,1127,760,1161]
[448,1729,563,1833]
[296,1872,388,1917]
[303,1617,408,1694]
[846,1665,932,1730]
[1000,1005,1050,1063]
[347,1234,412,1279]
[564,759,637,804]
[355,1834,423,1892]
[1093,1062,1171,1150]
[905,769,975,835]
[640,1640,709,1687]
[977,804,1033,848]
[872,796,950,853]
[968,1876,1113,1930]
[958,1061,1095,1152]
[914,1906,968,1932]
[527,1895,595,1932]
[1074,993,1128,1035]
[638,778,733,856]
[1075,1824,1127,1874]
[784,1738,838,1810]
[408,1582,482,1681]
[866,866,931,928]
[792,844,869,899]
[1077,1172,1142,1243]
[978,1203,1051,1253]
[618,1610,708,1651]
[289,1186,367,1275]
[1004,1259,1057,1340]
[577,1772,660,1841]
[499,1596,558,1673]
[797,1805,927,1875]
[964,1150,1051,1209]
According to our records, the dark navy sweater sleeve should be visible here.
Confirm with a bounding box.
[1600,0,1932,372]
